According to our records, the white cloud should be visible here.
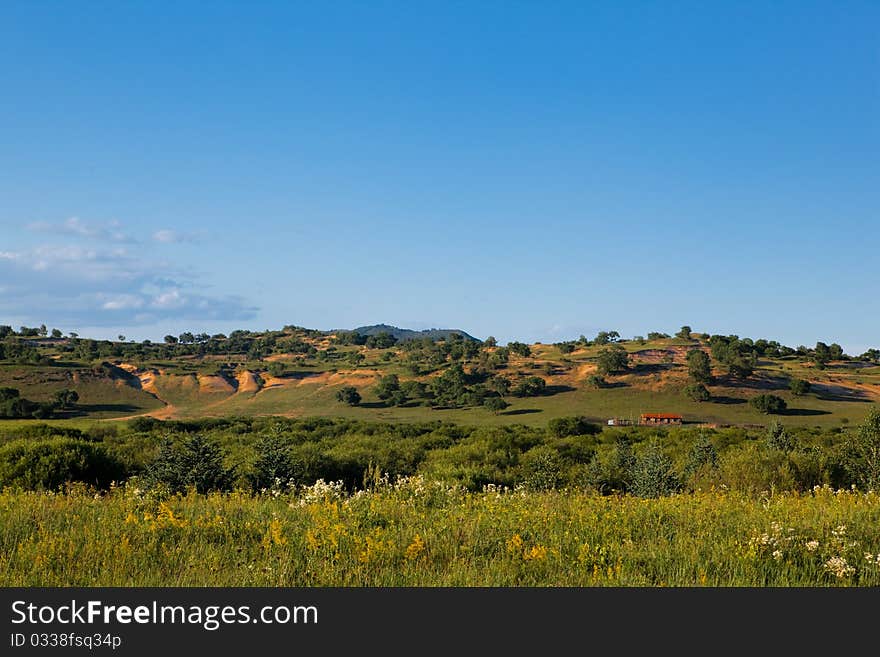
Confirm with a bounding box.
[0,227,257,326]
[27,217,137,243]
[152,229,205,244]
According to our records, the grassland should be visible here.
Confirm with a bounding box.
[2,481,879,586]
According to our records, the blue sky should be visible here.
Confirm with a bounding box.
[1,1,877,353]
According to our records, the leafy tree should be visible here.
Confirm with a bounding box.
[143,435,232,493]
[647,332,670,340]
[484,396,509,415]
[483,336,497,348]
[683,383,711,402]
[163,335,178,345]
[683,433,718,484]
[596,345,629,375]
[374,374,401,401]
[842,407,880,491]
[750,394,787,414]
[860,348,880,363]
[51,328,63,338]
[366,332,397,349]
[38,324,48,337]
[520,445,564,491]
[250,431,294,490]
[676,325,693,340]
[487,375,511,396]
[789,378,811,396]
[507,341,532,358]
[53,389,79,410]
[557,342,576,354]
[512,376,546,397]
[0,326,12,339]
[686,349,713,384]
[631,441,680,498]
[0,438,126,490]
[178,332,195,344]
[335,386,361,406]
[586,374,606,389]
[593,331,620,345]
[765,421,794,452]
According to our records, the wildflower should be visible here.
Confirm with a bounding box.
[404,534,426,560]
[824,556,855,578]
[772,549,783,561]
[805,540,819,552]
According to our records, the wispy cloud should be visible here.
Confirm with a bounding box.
[27,217,137,243]
[1,222,257,326]
[152,229,206,244]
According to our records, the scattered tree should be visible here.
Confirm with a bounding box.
[750,394,787,414]
[335,386,362,406]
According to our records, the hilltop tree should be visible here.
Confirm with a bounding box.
[164,335,178,345]
[484,336,497,348]
[676,326,693,340]
[593,331,620,346]
[507,341,532,358]
[596,345,629,375]
[51,329,63,338]
[686,349,713,384]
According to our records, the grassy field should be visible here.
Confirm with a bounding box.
[2,481,878,586]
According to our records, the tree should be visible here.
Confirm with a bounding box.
[51,329,63,338]
[143,435,232,493]
[765,421,794,452]
[335,386,361,406]
[374,374,401,401]
[683,383,711,402]
[53,389,79,410]
[164,335,178,345]
[508,341,532,358]
[843,407,880,491]
[586,374,606,389]
[631,441,680,498]
[512,376,546,397]
[789,378,811,396]
[484,396,509,415]
[676,326,693,340]
[547,416,600,438]
[38,324,48,337]
[593,331,620,345]
[0,326,12,339]
[750,394,787,414]
[683,433,718,484]
[250,431,294,490]
[596,345,629,375]
[686,349,713,384]
[484,336,497,348]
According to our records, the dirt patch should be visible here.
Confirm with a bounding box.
[198,374,236,394]
[236,370,262,393]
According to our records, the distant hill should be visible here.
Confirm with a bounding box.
[336,324,480,343]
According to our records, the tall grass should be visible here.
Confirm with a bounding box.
[2,479,879,586]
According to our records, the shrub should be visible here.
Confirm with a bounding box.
[142,435,233,493]
[596,345,629,375]
[842,407,880,491]
[789,378,812,396]
[547,416,600,438]
[335,386,362,406]
[512,376,546,398]
[0,438,127,490]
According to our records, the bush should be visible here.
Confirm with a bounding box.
[596,345,629,375]
[547,416,600,438]
[520,445,564,491]
[586,375,606,389]
[750,394,787,414]
[789,378,811,396]
[0,438,127,490]
[512,376,546,397]
[842,407,880,491]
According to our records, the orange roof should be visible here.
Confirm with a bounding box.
[640,413,683,419]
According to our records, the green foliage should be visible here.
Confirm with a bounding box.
[686,349,712,384]
[142,435,233,494]
[586,374,606,389]
[249,431,295,490]
[547,416,600,438]
[596,345,629,375]
[677,326,693,340]
[0,438,126,490]
[335,386,362,406]
[507,341,532,358]
[512,376,546,398]
[374,374,401,401]
[789,378,811,396]
[683,432,718,487]
[683,383,711,402]
[750,394,787,414]
[519,445,564,491]
[842,407,880,491]
[54,388,79,409]
[630,441,680,498]
[765,421,794,452]
[484,396,509,415]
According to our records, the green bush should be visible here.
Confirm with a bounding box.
[0,438,127,490]
[547,416,600,438]
[750,394,787,414]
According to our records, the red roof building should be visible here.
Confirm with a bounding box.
[639,413,683,425]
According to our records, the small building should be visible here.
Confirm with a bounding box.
[639,413,683,426]
[607,418,632,426]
